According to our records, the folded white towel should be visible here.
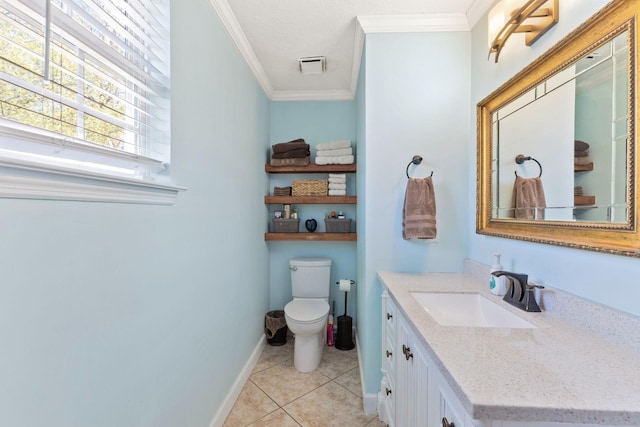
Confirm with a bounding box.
[317,147,352,157]
[317,155,355,165]
[329,189,346,196]
[329,174,346,179]
[328,176,346,182]
[316,140,351,151]
[329,183,346,190]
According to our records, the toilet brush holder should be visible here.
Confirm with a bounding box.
[335,314,354,350]
[335,279,355,351]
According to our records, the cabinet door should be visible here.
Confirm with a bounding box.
[380,292,397,425]
[411,338,430,426]
[395,315,411,427]
[429,367,467,427]
[396,315,431,427]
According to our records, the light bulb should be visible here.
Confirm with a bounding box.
[488,1,506,49]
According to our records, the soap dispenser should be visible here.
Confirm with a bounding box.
[489,253,507,296]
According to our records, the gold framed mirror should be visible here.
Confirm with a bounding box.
[477,0,639,256]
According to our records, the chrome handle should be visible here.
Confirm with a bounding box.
[386,387,392,396]
[386,350,392,358]
[289,266,297,271]
[442,417,455,427]
[386,312,393,320]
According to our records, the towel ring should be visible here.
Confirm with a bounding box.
[406,155,434,179]
[514,154,542,178]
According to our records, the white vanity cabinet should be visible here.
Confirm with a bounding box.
[380,286,630,427]
[381,290,467,427]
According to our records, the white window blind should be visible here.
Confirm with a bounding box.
[0,0,171,177]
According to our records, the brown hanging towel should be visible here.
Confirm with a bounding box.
[403,177,437,240]
[511,175,546,219]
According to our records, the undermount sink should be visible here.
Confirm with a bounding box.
[410,292,536,329]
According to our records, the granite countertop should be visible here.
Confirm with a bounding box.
[378,271,640,425]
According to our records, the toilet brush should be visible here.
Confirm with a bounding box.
[335,280,355,350]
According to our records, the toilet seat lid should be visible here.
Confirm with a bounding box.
[285,299,329,323]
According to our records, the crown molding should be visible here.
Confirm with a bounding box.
[466,0,495,29]
[207,0,274,99]
[271,89,355,102]
[356,13,471,33]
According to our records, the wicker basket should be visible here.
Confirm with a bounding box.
[325,218,352,233]
[273,218,299,233]
[292,179,328,196]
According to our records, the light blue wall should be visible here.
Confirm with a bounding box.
[468,0,640,317]
[268,101,357,318]
[358,31,471,394]
[0,0,270,426]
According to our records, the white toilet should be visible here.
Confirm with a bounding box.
[284,257,331,372]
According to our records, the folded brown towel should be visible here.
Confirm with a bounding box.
[273,186,292,196]
[272,139,307,154]
[575,140,590,151]
[575,150,589,157]
[574,156,592,165]
[512,176,546,219]
[403,177,437,240]
[271,148,310,159]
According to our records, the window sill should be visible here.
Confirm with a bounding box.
[0,156,185,205]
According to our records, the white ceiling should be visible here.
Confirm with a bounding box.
[208,0,494,101]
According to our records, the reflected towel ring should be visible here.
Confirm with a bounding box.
[406,155,434,179]
[514,154,542,177]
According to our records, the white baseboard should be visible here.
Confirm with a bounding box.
[356,333,379,415]
[208,335,266,427]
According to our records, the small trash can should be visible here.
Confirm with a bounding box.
[264,310,288,346]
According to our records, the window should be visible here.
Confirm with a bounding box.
[0,0,178,203]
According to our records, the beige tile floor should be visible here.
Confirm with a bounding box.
[223,334,385,427]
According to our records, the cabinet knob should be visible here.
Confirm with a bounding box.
[402,344,413,361]
[386,350,392,358]
[386,387,392,396]
[442,417,455,427]
[386,312,393,320]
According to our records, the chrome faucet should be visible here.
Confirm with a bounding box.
[490,271,545,312]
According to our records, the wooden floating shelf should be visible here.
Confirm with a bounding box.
[574,195,596,205]
[265,195,356,204]
[574,163,594,172]
[265,232,357,241]
[265,164,356,174]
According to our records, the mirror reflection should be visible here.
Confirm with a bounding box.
[491,31,629,223]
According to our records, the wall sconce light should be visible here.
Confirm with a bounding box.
[488,0,559,62]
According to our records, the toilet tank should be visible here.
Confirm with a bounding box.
[290,257,332,299]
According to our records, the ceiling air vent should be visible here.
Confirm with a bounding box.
[298,56,326,75]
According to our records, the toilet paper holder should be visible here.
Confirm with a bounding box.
[337,279,355,293]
